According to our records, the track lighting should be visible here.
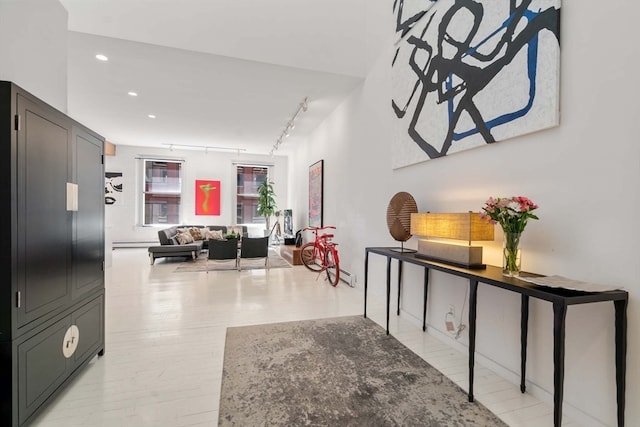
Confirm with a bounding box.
[270,97,308,156]
[161,143,247,153]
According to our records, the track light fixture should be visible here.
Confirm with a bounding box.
[270,97,308,156]
[161,143,247,153]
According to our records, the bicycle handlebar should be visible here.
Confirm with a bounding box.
[303,226,336,232]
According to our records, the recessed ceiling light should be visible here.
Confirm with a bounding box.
[95,54,108,61]
[148,114,156,119]
[128,91,138,97]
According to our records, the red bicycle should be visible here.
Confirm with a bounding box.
[300,226,340,286]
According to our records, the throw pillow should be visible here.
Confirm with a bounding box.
[209,229,224,240]
[227,226,243,236]
[189,227,203,240]
[200,228,210,239]
[176,231,194,244]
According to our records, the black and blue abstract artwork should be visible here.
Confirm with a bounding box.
[392,0,561,168]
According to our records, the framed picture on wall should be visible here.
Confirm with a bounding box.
[195,179,221,215]
[105,172,123,205]
[308,160,323,228]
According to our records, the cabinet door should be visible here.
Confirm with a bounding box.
[16,94,71,328]
[17,316,71,425]
[70,294,104,367]
[71,127,104,300]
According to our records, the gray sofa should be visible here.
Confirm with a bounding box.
[148,225,248,264]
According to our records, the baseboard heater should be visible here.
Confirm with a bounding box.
[340,268,355,287]
[309,260,355,287]
[112,240,157,249]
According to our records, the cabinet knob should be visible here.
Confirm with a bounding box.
[62,325,80,358]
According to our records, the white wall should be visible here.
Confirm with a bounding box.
[292,2,640,426]
[0,0,68,111]
[105,145,288,244]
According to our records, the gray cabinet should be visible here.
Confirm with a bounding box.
[0,81,105,426]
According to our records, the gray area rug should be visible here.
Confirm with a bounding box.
[219,316,507,427]
[174,248,291,272]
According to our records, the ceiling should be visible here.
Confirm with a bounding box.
[60,0,389,155]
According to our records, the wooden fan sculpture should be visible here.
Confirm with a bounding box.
[386,192,418,253]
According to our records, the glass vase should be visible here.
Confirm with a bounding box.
[503,232,522,277]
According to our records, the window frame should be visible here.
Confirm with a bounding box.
[234,163,272,226]
[141,158,184,226]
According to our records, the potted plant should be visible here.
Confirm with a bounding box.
[257,180,277,233]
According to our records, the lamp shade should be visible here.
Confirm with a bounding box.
[410,212,494,242]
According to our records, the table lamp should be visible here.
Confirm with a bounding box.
[410,212,494,268]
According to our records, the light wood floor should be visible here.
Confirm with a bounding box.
[31,248,579,427]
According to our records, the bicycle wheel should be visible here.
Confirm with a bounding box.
[300,242,323,272]
[324,246,340,287]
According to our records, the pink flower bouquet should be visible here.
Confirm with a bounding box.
[480,196,539,234]
[481,196,539,276]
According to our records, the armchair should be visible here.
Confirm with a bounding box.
[207,238,239,272]
[238,236,269,271]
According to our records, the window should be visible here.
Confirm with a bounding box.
[143,160,182,225]
[236,165,269,225]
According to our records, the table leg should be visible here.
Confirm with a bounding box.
[553,302,567,427]
[614,298,628,427]
[364,250,369,319]
[422,268,429,332]
[386,256,391,335]
[521,294,529,393]
[468,279,478,402]
[397,260,403,316]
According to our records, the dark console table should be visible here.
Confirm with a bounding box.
[364,247,628,427]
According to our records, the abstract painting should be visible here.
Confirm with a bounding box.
[309,160,323,228]
[195,180,221,215]
[393,0,438,38]
[392,0,561,168]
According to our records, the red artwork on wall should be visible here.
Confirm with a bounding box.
[195,180,221,215]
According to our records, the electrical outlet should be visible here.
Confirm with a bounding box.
[445,304,455,332]
[445,319,455,332]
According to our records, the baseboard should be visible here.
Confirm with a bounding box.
[112,241,157,248]
[418,313,608,427]
[365,288,608,427]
